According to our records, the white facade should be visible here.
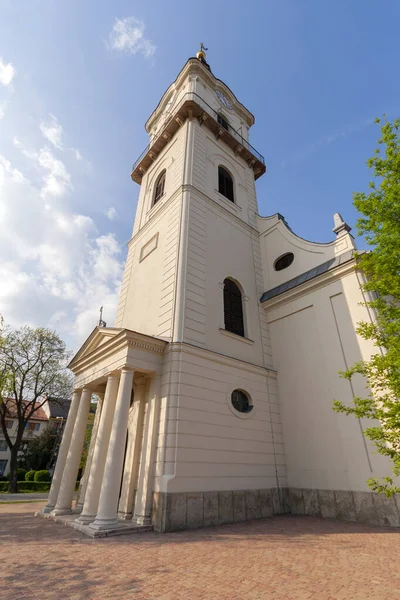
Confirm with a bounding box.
[43,51,399,534]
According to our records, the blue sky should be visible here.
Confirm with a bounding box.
[0,0,399,350]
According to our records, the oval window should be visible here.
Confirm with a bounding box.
[231,390,253,414]
[274,252,294,271]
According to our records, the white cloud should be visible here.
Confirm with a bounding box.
[108,17,156,58]
[0,144,124,350]
[104,206,118,221]
[40,114,63,149]
[0,57,16,87]
[75,149,82,161]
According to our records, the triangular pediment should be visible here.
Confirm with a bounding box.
[68,326,123,369]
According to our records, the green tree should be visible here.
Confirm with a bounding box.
[333,116,400,496]
[0,324,73,493]
[18,426,59,472]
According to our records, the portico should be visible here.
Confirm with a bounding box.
[41,327,166,536]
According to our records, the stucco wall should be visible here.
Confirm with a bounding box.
[265,269,390,492]
[154,344,286,495]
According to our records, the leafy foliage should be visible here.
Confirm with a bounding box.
[34,469,50,482]
[333,117,400,496]
[25,470,36,481]
[19,427,59,472]
[0,322,73,492]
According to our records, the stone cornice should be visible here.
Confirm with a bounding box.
[166,341,277,379]
[262,259,358,312]
[70,329,167,375]
[146,59,254,132]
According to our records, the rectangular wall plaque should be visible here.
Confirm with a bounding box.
[139,232,159,262]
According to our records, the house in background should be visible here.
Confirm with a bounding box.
[0,400,49,476]
[43,398,72,431]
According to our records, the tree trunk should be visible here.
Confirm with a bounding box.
[8,446,19,493]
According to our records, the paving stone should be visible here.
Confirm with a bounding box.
[218,491,233,525]
[259,488,273,518]
[353,491,379,525]
[373,493,400,527]
[151,491,167,532]
[318,489,337,519]
[245,489,261,520]
[271,487,284,514]
[187,492,203,529]
[166,492,187,531]
[203,491,218,527]
[233,491,246,522]
[3,501,400,600]
[288,488,305,514]
[335,490,357,522]
[303,489,321,516]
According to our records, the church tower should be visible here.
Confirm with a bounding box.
[114,47,272,370]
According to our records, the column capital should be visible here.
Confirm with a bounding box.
[120,367,134,374]
[134,377,148,387]
[107,374,120,382]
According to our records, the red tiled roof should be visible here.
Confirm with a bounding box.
[2,398,49,422]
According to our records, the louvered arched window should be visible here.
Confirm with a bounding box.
[223,278,244,337]
[153,170,166,205]
[218,166,234,202]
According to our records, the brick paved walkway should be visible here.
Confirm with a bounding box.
[1,502,399,600]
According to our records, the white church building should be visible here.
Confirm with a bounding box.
[41,47,399,535]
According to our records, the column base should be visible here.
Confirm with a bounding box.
[133,514,152,527]
[75,513,96,524]
[51,507,73,516]
[42,504,55,514]
[89,518,121,531]
[117,511,133,521]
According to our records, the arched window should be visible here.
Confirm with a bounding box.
[223,278,244,337]
[153,170,166,205]
[218,166,234,202]
[217,114,229,131]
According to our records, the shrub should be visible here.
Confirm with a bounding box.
[0,481,51,492]
[34,470,50,482]
[17,468,27,481]
[25,470,36,481]
[0,475,7,482]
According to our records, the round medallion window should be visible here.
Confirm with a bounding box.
[274,252,294,271]
[231,390,253,414]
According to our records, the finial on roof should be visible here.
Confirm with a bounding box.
[332,212,351,237]
[196,43,208,61]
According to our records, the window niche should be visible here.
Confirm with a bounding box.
[153,170,166,206]
[223,278,245,337]
[218,166,234,202]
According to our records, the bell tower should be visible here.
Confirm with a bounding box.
[115,47,272,369]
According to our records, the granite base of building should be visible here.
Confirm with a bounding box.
[151,488,400,532]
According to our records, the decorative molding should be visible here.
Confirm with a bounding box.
[263,260,358,313]
[127,339,165,354]
[139,232,159,263]
[219,328,255,345]
[166,341,277,379]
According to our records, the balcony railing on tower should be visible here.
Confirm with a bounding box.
[131,92,266,183]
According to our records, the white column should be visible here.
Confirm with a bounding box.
[75,392,104,511]
[76,375,119,523]
[43,389,81,513]
[118,378,147,519]
[51,388,92,515]
[90,368,134,531]
[133,374,161,526]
